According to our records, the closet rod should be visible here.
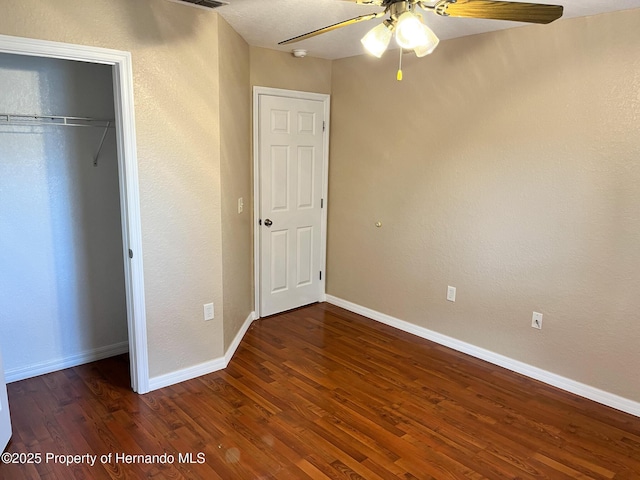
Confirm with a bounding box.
[0,113,114,128]
[1,113,116,167]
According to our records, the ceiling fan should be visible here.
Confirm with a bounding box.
[279,0,563,65]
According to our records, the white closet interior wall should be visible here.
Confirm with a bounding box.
[0,53,128,381]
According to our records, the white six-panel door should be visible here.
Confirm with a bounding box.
[0,347,12,452]
[258,92,327,317]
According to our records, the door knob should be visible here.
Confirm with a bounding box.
[264,219,273,227]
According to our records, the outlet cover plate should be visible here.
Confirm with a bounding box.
[532,311,543,329]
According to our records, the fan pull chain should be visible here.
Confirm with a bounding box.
[397,48,403,81]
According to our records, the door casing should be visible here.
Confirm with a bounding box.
[0,346,11,452]
[253,87,330,317]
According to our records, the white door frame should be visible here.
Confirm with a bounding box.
[253,87,330,318]
[0,34,150,394]
[0,344,11,452]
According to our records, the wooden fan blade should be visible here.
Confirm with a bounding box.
[437,0,563,24]
[340,0,384,4]
[278,12,381,45]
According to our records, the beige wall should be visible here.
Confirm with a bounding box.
[218,17,253,350]
[3,0,637,406]
[328,10,640,402]
[250,46,332,94]
[0,0,225,378]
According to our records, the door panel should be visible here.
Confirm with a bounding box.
[296,226,313,286]
[270,146,290,211]
[0,347,12,452]
[297,147,315,209]
[259,94,325,317]
[270,229,289,293]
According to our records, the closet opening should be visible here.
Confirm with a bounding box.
[0,35,149,393]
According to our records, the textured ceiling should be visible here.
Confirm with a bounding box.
[216,0,640,59]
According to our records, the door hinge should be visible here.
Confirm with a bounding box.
[319,271,322,281]
[129,249,133,259]
[323,121,326,132]
[321,198,324,208]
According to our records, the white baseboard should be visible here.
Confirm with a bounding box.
[147,357,227,392]
[325,295,640,418]
[5,341,129,383]
[224,310,257,365]
[148,311,255,392]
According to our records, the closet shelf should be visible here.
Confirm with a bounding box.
[1,113,115,167]
[0,113,114,128]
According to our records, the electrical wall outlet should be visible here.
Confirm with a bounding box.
[532,312,543,330]
[447,286,456,302]
[204,303,214,321]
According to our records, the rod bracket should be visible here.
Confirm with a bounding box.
[93,121,111,167]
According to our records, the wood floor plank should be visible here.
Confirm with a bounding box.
[3,303,640,479]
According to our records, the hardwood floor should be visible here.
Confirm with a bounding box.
[2,303,640,479]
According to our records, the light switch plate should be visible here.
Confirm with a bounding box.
[204,303,214,321]
[447,286,456,302]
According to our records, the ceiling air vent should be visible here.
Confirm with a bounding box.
[177,0,229,9]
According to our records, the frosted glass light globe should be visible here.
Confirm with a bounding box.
[361,22,393,58]
[395,12,427,49]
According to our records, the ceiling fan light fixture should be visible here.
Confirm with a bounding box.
[413,25,439,57]
[395,12,428,49]
[361,21,393,58]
